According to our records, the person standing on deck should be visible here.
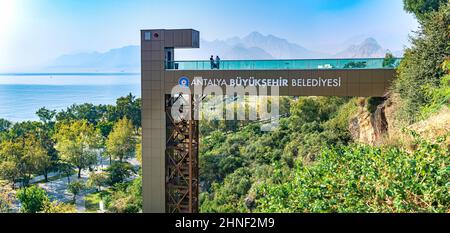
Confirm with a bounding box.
[215,56,221,69]
[210,55,215,69]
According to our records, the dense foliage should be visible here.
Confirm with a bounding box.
[0,188,12,212]
[395,2,450,122]
[106,177,142,213]
[403,0,448,21]
[16,185,76,213]
[106,118,136,163]
[199,1,450,213]
[199,97,360,212]
[255,137,449,213]
[199,95,449,213]
[54,120,102,178]
[67,181,86,203]
[17,185,49,213]
[0,94,142,213]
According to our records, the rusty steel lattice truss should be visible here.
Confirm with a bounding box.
[165,94,200,213]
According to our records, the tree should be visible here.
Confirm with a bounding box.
[97,121,114,138]
[36,107,56,125]
[16,186,49,213]
[54,120,101,178]
[23,134,51,184]
[87,172,109,192]
[382,52,397,68]
[67,181,85,204]
[404,0,447,21]
[0,135,49,187]
[7,121,40,139]
[395,2,450,122]
[36,107,59,182]
[106,118,136,163]
[201,167,252,213]
[0,160,20,189]
[108,177,142,213]
[108,94,141,129]
[57,161,74,184]
[107,162,135,184]
[0,139,23,188]
[4,122,55,184]
[0,119,11,133]
[37,137,57,183]
[56,103,107,125]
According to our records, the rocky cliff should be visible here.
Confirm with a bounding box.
[350,97,390,145]
[349,95,449,146]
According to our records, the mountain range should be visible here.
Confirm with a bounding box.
[44,32,402,72]
[334,38,389,58]
[45,45,140,73]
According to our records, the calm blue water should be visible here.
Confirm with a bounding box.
[0,74,140,122]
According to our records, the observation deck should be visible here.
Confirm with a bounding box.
[165,58,402,70]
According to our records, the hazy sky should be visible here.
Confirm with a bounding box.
[0,0,419,72]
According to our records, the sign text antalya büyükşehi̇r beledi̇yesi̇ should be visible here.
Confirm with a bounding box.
[190,77,342,87]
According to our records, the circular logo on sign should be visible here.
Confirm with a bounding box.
[179,76,189,87]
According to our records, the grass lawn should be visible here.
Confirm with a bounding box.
[84,190,111,213]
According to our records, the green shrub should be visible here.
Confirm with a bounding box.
[419,59,450,118]
[107,161,135,185]
[200,167,253,213]
[394,3,450,123]
[17,186,49,213]
[67,181,85,203]
[383,52,397,68]
[199,97,358,212]
[255,136,449,213]
[403,0,447,21]
[107,177,142,213]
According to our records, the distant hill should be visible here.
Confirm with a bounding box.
[334,38,388,58]
[176,32,326,60]
[43,33,400,72]
[175,38,274,60]
[229,32,326,59]
[45,45,140,73]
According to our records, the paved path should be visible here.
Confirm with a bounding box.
[37,171,92,211]
[76,194,86,212]
[38,156,140,212]
[10,155,140,213]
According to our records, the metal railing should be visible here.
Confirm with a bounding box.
[165,58,402,70]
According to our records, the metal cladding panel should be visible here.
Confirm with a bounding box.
[165,29,200,48]
[141,29,166,213]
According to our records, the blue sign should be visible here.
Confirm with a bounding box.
[179,76,189,87]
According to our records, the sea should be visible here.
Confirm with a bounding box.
[0,74,141,122]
